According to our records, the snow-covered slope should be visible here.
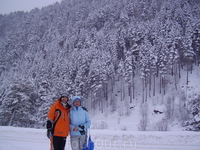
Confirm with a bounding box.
[90,66,200,131]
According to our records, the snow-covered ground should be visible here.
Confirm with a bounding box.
[0,126,200,150]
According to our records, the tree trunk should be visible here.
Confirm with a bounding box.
[174,63,178,91]
[142,78,145,103]
[145,76,148,102]
[101,94,104,113]
[179,62,181,78]
[149,73,151,98]
[105,83,108,108]
[121,77,123,101]
[132,73,135,100]
[129,84,132,103]
[163,75,165,95]
[98,90,101,112]
[8,107,17,126]
[160,74,162,94]
[186,62,189,85]
[153,74,155,96]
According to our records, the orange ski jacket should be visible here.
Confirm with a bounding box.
[47,100,70,137]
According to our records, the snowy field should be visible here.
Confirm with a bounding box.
[0,126,200,150]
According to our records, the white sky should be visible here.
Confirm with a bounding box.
[0,0,62,15]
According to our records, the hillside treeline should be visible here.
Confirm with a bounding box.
[0,0,199,129]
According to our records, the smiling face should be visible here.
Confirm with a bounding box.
[61,96,68,104]
[73,100,81,107]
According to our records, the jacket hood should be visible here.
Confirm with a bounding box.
[72,96,82,105]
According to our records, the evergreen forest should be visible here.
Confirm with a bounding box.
[0,0,200,131]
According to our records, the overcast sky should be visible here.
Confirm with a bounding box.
[0,0,62,15]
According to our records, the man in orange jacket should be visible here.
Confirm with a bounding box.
[46,93,71,150]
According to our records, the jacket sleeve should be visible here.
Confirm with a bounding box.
[83,111,91,129]
[70,124,75,131]
[70,110,75,130]
[47,104,56,121]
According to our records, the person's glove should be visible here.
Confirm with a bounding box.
[78,125,86,135]
[46,120,53,139]
[47,128,52,139]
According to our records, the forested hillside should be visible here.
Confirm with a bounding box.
[0,0,200,131]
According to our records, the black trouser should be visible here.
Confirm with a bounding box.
[53,136,66,150]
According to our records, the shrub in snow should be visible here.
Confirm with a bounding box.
[184,96,200,131]
[153,118,169,131]
[178,92,190,123]
[165,95,175,122]
[121,126,127,131]
[138,103,149,131]
[92,121,108,129]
